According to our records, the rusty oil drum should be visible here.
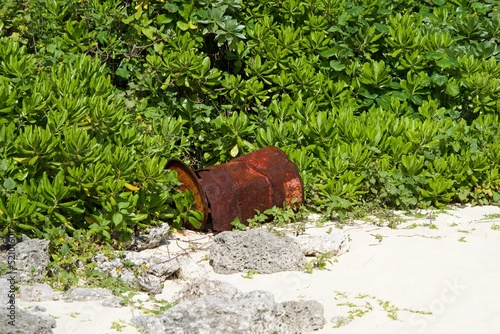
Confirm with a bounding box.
[166,146,303,231]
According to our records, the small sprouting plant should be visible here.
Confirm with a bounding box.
[348,302,373,318]
[242,269,259,279]
[247,201,304,229]
[69,312,80,318]
[0,262,8,276]
[231,217,247,231]
[404,211,427,219]
[304,253,334,273]
[491,224,500,231]
[458,236,467,242]
[141,298,175,316]
[118,291,136,307]
[122,259,134,269]
[409,234,442,239]
[334,291,349,299]
[378,300,399,320]
[110,320,127,332]
[404,308,432,315]
[334,291,431,327]
[482,213,500,220]
[404,223,418,229]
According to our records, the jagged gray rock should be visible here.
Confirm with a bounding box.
[0,307,56,334]
[20,283,61,302]
[141,254,180,278]
[63,287,114,301]
[131,316,165,334]
[102,296,125,308]
[0,278,12,306]
[137,273,163,295]
[125,223,170,251]
[92,250,180,295]
[0,238,50,284]
[281,300,326,333]
[93,251,180,280]
[176,279,239,301]
[92,253,137,283]
[132,280,325,334]
[209,229,306,274]
[294,232,350,257]
[176,256,208,282]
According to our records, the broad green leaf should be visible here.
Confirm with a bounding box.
[177,21,189,31]
[142,27,156,40]
[426,51,444,60]
[157,14,172,24]
[113,213,123,225]
[431,73,447,86]
[436,58,456,69]
[3,177,15,190]
[320,48,338,59]
[446,82,460,97]
[116,67,129,79]
[329,61,345,71]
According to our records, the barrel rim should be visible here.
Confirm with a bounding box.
[166,159,209,229]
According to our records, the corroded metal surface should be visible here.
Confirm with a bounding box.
[165,159,209,230]
[167,146,303,231]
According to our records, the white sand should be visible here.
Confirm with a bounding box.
[18,205,500,334]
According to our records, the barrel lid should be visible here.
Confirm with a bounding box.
[166,159,208,229]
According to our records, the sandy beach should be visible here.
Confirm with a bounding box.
[17,205,500,334]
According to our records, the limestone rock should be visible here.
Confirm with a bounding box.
[20,283,61,302]
[92,251,180,294]
[0,278,13,307]
[294,232,350,257]
[130,316,165,334]
[132,281,325,334]
[0,238,50,284]
[176,256,208,282]
[281,300,326,333]
[94,251,180,279]
[209,229,306,274]
[0,307,56,334]
[137,273,163,295]
[176,279,239,302]
[63,287,113,301]
[102,296,125,308]
[133,290,283,334]
[141,254,180,278]
[125,223,170,251]
[92,253,136,283]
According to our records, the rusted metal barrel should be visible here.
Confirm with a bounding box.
[166,146,303,231]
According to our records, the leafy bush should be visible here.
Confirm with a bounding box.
[0,38,198,243]
[2,0,500,278]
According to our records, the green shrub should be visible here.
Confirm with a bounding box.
[2,0,500,281]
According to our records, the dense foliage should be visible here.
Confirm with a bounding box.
[2,0,500,254]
